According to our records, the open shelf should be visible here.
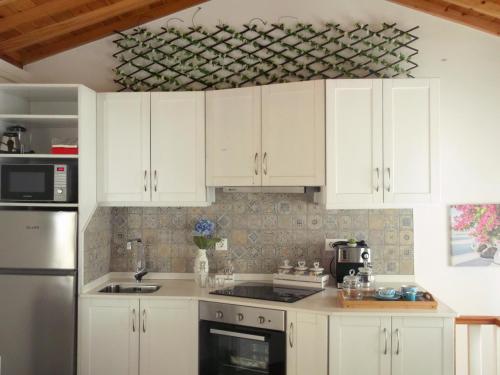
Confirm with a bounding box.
[0,114,78,128]
[0,202,78,208]
[0,154,78,159]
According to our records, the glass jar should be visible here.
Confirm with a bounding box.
[357,265,375,291]
[342,269,362,299]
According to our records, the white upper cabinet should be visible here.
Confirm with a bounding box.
[262,80,325,186]
[323,78,439,208]
[206,87,261,186]
[391,317,454,375]
[151,92,206,203]
[98,92,210,206]
[98,92,150,202]
[325,79,383,205]
[330,316,391,375]
[383,79,439,204]
[206,81,325,187]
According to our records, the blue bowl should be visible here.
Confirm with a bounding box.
[377,288,396,298]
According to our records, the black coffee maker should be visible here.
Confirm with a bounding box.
[330,240,371,288]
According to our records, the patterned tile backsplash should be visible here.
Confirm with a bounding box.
[83,207,112,284]
[83,191,414,284]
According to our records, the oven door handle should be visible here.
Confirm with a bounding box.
[209,328,266,342]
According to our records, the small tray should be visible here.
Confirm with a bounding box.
[273,273,329,288]
[338,290,438,309]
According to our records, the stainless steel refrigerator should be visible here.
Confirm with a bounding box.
[0,210,77,375]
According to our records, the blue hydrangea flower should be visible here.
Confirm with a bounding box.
[194,219,216,237]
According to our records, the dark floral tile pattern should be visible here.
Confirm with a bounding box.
[84,191,414,283]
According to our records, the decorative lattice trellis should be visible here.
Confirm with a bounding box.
[113,22,419,92]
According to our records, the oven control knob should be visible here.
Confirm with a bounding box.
[258,316,266,324]
[215,311,223,319]
[237,313,244,321]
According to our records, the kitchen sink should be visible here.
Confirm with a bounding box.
[99,283,161,294]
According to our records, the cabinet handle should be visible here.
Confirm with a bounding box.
[289,322,294,348]
[154,170,158,192]
[254,153,258,175]
[144,170,148,192]
[375,168,380,192]
[386,167,391,192]
[383,328,388,355]
[132,309,136,332]
[142,309,147,333]
[395,328,400,355]
[263,152,268,175]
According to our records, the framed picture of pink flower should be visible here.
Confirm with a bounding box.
[450,204,500,266]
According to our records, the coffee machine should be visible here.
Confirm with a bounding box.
[330,240,371,288]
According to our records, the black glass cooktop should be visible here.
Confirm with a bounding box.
[209,282,323,303]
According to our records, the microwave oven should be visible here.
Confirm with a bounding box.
[0,164,77,203]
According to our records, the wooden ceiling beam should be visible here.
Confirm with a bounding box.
[0,0,95,33]
[0,0,165,52]
[0,51,22,68]
[388,0,500,36]
[19,0,207,65]
[443,0,500,19]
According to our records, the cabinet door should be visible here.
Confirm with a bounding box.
[139,299,198,375]
[151,92,206,203]
[206,87,261,186]
[262,80,325,186]
[383,79,440,203]
[79,298,139,375]
[97,92,151,202]
[325,79,383,206]
[289,312,328,375]
[391,317,454,375]
[330,316,391,375]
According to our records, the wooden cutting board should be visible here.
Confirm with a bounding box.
[338,291,438,309]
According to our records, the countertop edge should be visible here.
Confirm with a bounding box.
[80,275,457,318]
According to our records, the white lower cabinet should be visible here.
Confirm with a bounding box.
[330,315,454,375]
[79,298,197,375]
[391,317,454,375]
[287,311,329,375]
[140,299,198,375]
[79,298,139,375]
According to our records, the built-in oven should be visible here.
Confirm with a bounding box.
[199,301,286,375]
[0,163,77,202]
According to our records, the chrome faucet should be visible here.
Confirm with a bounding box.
[127,238,148,282]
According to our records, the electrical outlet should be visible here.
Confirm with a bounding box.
[324,238,346,251]
[215,238,228,251]
[126,241,132,251]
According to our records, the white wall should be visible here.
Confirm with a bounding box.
[24,0,500,315]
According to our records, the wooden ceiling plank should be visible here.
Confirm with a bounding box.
[0,0,96,33]
[0,0,18,7]
[20,0,207,65]
[444,0,500,18]
[0,0,165,52]
[388,0,500,35]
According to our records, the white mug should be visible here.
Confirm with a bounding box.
[298,260,306,268]
[313,261,320,269]
[283,259,290,267]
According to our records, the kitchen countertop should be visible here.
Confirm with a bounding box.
[82,276,456,317]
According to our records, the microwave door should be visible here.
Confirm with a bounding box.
[1,164,54,201]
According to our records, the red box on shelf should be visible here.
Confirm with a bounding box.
[51,147,79,155]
